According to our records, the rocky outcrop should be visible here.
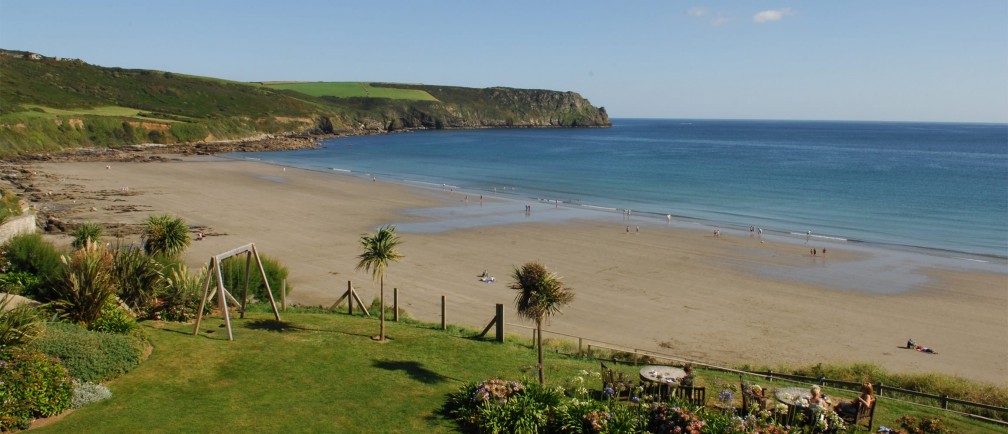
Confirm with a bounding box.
[320,85,610,134]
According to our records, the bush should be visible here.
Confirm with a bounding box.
[0,271,42,296]
[156,264,206,322]
[444,378,564,433]
[71,223,104,249]
[893,416,956,434]
[0,293,43,350]
[142,214,191,258]
[0,348,74,431]
[88,297,139,335]
[111,244,164,316]
[29,321,146,383]
[0,233,64,300]
[220,254,291,304]
[51,245,117,326]
[71,381,112,409]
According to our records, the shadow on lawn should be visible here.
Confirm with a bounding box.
[373,360,461,384]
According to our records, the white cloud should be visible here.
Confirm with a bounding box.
[687,7,708,17]
[752,8,794,23]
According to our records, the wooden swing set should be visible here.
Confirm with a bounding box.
[192,243,281,340]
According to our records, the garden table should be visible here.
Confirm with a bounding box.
[638,365,686,384]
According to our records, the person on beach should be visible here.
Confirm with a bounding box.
[667,214,672,224]
[635,225,639,233]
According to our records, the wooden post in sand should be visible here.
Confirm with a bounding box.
[441,295,447,330]
[393,288,399,322]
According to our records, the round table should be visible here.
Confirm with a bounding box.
[775,386,833,407]
[639,365,686,384]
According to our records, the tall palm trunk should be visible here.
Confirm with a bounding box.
[379,274,386,341]
[536,316,544,385]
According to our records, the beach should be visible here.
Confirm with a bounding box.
[8,156,1007,386]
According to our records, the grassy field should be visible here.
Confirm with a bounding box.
[262,82,439,101]
[4,105,181,123]
[32,309,1006,433]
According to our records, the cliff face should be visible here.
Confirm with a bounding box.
[334,85,610,133]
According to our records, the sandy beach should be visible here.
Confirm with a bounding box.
[6,156,1007,386]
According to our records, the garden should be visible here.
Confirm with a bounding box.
[1,216,1003,433]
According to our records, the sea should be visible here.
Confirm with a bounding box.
[231,119,1008,261]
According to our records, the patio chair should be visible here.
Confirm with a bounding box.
[673,385,706,407]
[838,398,876,432]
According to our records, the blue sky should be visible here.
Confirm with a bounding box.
[2,1,1006,123]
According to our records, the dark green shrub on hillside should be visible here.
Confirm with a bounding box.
[1,233,63,300]
[29,321,146,383]
[51,246,117,326]
[0,348,74,431]
[220,254,291,303]
[156,264,206,322]
[71,222,104,249]
[169,122,210,142]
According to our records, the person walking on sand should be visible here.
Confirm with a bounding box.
[635,225,639,233]
[667,214,672,224]
[806,230,812,244]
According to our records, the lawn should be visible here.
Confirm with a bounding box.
[262,82,439,101]
[33,310,1007,433]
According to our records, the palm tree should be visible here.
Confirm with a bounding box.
[511,261,574,386]
[355,225,403,342]
[71,222,104,249]
[142,214,191,258]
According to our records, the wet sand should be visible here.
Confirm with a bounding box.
[8,156,1007,386]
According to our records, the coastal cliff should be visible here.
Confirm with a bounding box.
[0,49,610,156]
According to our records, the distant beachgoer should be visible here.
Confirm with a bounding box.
[814,249,817,256]
[283,167,286,172]
[822,248,827,256]
[810,248,814,256]
[906,338,915,349]
[667,214,672,224]
[915,344,937,354]
[106,165,111,170]
[806,230,812,244]
[635,225,639,233]
[626,226,630,233]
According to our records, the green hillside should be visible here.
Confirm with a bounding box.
[0,49,610,157]
[263,81,439,101]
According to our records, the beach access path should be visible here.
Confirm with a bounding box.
[7,156,1006,386]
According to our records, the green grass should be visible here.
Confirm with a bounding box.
[262,82,439,101]
[31,310,1006,433]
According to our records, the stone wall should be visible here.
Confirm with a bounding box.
[0,213,37,244]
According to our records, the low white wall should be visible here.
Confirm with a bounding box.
[0,212,37,244]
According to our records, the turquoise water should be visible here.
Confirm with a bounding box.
[233,119,1008,258]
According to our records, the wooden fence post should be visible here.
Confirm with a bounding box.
[578,337,583,355]
[348,280,353,315]
[393,287,399,322]
[494,303,504,342]
[281,279,286,312]
[440,295,446,330]
[941,394,949,410]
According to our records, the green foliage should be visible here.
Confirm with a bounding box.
[220,254,290,304]
[263,82,439,101]
[156,264,206,322]
[51,246,117,326]
[0,348,74,430]
[87,297,139,335]
[0,189,21,221]
[71,381,112,409]
[356,224,404,342]
[0,271,42,296]
[71,223,104,249]
[168,122,210,142]
[111,244,164,316]
[142,214,191,258]
[29,321,146,383]
[0,293,43,350]
[894,415,956,434]
[511,261,574,385]
[0,233,64,300]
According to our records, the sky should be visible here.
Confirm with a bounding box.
[1,1,1006,123]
